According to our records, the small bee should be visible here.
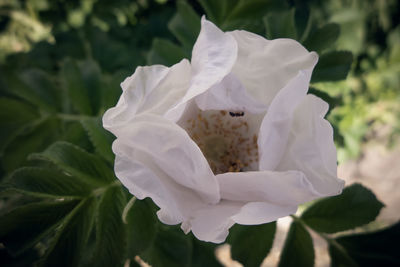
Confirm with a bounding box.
[229,111,245,117]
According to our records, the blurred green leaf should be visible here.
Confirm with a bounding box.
[0,200,79,256]
[141,226,192,267]
[2,70,59,113]
[0,98,38,153]
[2,118,61,173]
[100,71,127,111]
[197,0,229,26]
[90,186,126,267]
[61,59,93,115]
[294,4,311,42]
[5,167,92,198]
[30,141,115,185]
[278,221,314,267]
[41,197,97,267]
[80,117,115,163]
[168,0,201,52]
[329,222,400,267]
[79,60,102,116]
[264,9,296,39]
[126,199,158,257]
[147,38,187,66]
[191,238,222,267]
[301,184,384,233]
[228,222,276,266]
[311,51,353,82]
[303,23,340,53]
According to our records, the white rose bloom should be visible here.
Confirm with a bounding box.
[103,17,345,243]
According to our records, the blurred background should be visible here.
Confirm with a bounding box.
[0,0,399,266]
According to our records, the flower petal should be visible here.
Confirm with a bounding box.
[113,113,220,204]
[217,170,321,206]
[228,30,318,106]
[103,59,191,131]
[188,200,296,243]
[194,73,267,113]
[258,69,314,171]
[275,95,345,196]
[166,17,238,119]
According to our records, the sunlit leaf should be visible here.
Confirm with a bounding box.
[301,184,384,233]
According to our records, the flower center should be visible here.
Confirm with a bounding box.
[181,109,259,174]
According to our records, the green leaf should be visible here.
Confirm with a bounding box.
[147,38,187,66]
[278,221,314,267]
[168,0,201,52]
[80,117,115,163]
[41,197,97,267]
[294,4,311,42]
[61,59,93,115]
[197,0,230,26]
[303,23,341,53]
[101,71,128,111]
[90,186,126,267]
[0,98,38,153]
[2,118,61,173]
[329,222,400,267]
[0,246,39,267]
[0,200,79,256]
[228,222,276,266]
[311,51,353,83]
[301,184,384,233]
[225,0,287,22]
[191,238,222,267]
[6,167,92,198]
[30,141,115,185]
[264,9,297,39]
[125,199,158,257]
[1,69,60,112]
[78,60,102,115]
[141,226,192,267]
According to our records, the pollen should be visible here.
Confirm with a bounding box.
[182,109,259,174]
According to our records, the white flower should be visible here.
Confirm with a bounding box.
[103,17,344,243]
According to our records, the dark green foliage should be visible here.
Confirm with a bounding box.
[141,226,193,267]
[0,200,80,256]
[312,51,353,82]
[278,221,315,267]
[329,222,400,267]
[301,184,384,233]
[90,186,127,267]
[228,222,276,266]
[125,199,158,257]
[303,23,341,53]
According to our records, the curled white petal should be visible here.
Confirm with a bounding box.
[217,170,321,206]
[103,59,191,133]
[229,30,318,106]
[113,113,220,205]
[275,95,345,196]
[167,16,238,120]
